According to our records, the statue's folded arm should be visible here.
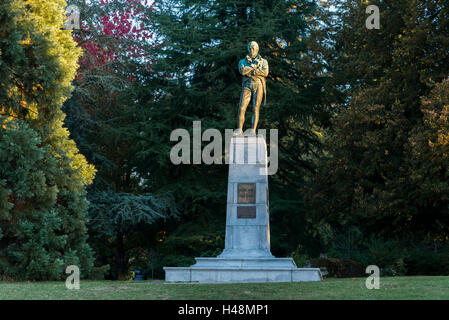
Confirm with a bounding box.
[239,61,254,76]
[251,60,268,77]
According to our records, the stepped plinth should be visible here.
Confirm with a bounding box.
[164,134,322,283]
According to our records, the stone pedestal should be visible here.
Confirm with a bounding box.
[164,134,322,283]
[219,134,272,259]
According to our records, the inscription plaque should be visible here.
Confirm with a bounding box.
[237,206,256,219]
[238,183,256,204]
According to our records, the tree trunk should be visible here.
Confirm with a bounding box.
[116,232,127,281]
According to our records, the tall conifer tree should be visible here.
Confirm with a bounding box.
[306,0,449,245]
[138,0,330,260]
[0,0,97,280]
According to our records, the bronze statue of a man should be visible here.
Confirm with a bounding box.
[236,41,269,135]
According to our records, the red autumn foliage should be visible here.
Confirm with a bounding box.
[74,0,156,78]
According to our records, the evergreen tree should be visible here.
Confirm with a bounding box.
[0,119,66,280]
[306,0,449,248]
[0,0,97,280]
[407,79,449,244]
[62,0,178,279]
[138,0,330,262]
[88,191,178,280]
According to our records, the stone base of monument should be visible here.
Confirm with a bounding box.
[164,134,322,283]
[164,257,322,283]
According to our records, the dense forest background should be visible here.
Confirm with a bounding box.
[1,0,448,280]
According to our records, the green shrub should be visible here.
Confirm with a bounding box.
[290,244,310,267]
[354,236,407,276]
[439,246,449,274]
[152,255,195,279]
[89,265,111,280]
[310,257,364,278]
[404,249,447,276]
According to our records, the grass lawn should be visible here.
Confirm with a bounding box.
[0,276,448,300]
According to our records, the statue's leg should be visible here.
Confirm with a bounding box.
[252,81,264,131]
[238,87,252,131]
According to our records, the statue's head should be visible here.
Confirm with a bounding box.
[247,41,259,58]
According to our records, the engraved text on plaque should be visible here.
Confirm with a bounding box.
[237,206,256,219]
[238,183,256,204]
